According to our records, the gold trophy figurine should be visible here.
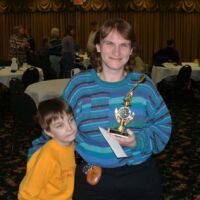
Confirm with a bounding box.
[110,75,146,137]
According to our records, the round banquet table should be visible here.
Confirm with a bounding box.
[24,78,70,107]
[0,66,43,87]
[151,62,200,84]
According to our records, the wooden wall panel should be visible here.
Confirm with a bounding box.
[0,11,200,64]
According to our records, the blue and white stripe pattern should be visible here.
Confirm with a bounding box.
[62,69,172,168]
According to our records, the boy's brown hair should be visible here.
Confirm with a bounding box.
[36,98,73,131]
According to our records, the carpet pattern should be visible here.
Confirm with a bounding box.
[0,93,199,200]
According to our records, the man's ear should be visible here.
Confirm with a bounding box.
[96,44,100,53]
[130,48,133,55]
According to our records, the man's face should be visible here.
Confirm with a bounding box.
[96,29,132,72]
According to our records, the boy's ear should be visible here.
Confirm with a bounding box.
[44,129,53,138]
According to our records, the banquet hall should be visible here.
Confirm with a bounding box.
[0,0,200,199]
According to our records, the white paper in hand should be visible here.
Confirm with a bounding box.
[99,127,127,158]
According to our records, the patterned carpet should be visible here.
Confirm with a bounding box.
[0,91,199,200]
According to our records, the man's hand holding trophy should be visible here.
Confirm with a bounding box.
[110,75,146,140]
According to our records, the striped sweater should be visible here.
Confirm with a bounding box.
[61,69,172,168]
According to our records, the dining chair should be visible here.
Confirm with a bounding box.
[9,78,24,95]
[22,67,39,89]
[175,65,192,89]
[35,54,57,80]
[191,80,200,98]
[0,83,9,125]
[157,65,193,103]
[10,92,38,151]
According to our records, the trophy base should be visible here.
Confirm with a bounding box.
[110,129,129,138]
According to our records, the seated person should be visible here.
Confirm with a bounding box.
[153,39,181,66]
[130,43,146,72]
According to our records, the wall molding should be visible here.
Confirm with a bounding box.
[0,0,200,13]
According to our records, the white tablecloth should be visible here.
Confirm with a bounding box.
[24,78,70,106]
[0,66,43,87]
[151,62,200,84]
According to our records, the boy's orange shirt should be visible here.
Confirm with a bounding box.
[18,139,76,200]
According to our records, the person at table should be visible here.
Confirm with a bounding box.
[37,36,51,57]
[9,25,30,65]
[28,18,172,200]
[130,42,146,72]
[49,27,62,78]
[86,21,99,56]
[153,39,181,66]
[24,27,36,64]
[18,98,77,200]
[61,25,75,78]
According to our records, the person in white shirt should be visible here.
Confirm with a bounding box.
[86,21,99,55]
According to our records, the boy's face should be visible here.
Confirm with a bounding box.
[45,113,77,146]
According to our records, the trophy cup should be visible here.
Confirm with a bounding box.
[110,75,146,138]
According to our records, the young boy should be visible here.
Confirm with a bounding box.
[18,98,77,200]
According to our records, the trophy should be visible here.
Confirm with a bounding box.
[110,75,146,138]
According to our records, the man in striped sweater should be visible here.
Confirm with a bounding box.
[28,18,172,200]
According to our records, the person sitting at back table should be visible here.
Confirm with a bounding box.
[24,27,36,64]
[49,27,62,78]
[130,42,146,72]
[37,36,50,56]
[86,21,99,56]
[61,25,75,78]
[153,39,181,66]
[18,98,77,200]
